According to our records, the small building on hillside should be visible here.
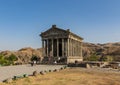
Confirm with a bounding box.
[40,25,83,64]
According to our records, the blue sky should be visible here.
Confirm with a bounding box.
[0,0,120,50]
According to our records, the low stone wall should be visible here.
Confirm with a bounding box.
[67,61,107,68]
[68,63,86,67]
[67,56,83,64]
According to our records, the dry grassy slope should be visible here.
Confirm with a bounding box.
[83,42,120,61]
[1,68,120,85]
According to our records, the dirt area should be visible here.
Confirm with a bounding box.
[0,65,64,82]
[1,67,120,85]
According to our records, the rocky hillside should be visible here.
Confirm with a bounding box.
[0,42,120,64]
[0,47,43,64]
[82,42,120,61]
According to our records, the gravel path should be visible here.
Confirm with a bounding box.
[0,64,64,82]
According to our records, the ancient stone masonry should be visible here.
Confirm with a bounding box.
[40,25,83,64]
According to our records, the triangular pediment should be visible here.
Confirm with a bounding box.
[41,26,68,38]
[40,25,83,40]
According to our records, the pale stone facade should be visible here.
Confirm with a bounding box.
[40,25,83,64]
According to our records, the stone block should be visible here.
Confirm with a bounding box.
[33,71,38,76]
[86,63,91,69]
[3,78,12,83]
[40,71,45,75]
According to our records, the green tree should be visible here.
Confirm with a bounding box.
[87,54,100,61]
[6,54,18,65]
[7,54,18,61]
[0,54,4,60]
[0,54,5,65]
[0,54,10,66]
[31,55,38,61]
[101,56,113,62]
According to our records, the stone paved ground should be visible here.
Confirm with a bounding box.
[0,65,64,82]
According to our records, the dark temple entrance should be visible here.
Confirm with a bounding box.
[59,39,62,57]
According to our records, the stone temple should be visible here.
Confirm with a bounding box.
[40,25,83,64]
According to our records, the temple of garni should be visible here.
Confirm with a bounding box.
[40,25,83,64]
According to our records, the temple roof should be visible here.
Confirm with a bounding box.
[40,25,83,40]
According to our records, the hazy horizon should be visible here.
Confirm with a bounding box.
[0,0,120,51]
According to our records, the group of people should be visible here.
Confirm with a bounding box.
[31,56,41,66]
[30,56,65,65]
[54,57,61,64]
[31,60,37,66]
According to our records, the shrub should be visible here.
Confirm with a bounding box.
[5,54,18,65]
[86,53,100,61]
[0,54,18,66]
[0,54,10,66]
[31,55,38,61]
[7,54,18,61]
[100,56,113,62]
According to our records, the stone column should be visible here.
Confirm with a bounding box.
[45,40,47,56]
[74,40,75,56]
[80,42,82,57]
[71,39,73,56]
[76,40,78,56]
[67,39,70,56]
[47,39,49,57]
[62,38,64,57]
[76,40,77,56]
[70,39,72,56]
[51,39,54,57]
[57,39,59,57]
[67,38,69,56]
[77,41,79,56]
[42,40,44,57]
[73,40,75,56]
[75,40,76,56]
[79,42,81,56]
[72,39,74,56]
[69,39,72,56]
[78,42,80,56]
[65,39,67,56]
